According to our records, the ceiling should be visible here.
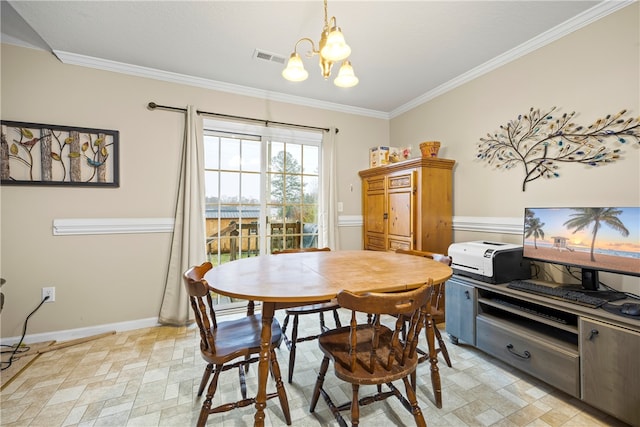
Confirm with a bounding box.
[1,1,626,117]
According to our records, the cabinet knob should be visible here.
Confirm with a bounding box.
[588,329,599,341]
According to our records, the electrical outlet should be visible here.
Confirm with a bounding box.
[42,287,55,302]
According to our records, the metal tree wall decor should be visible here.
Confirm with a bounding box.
[476,107,640,191]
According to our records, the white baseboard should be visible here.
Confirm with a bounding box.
[0,317,161,346]
[0,305,254,346]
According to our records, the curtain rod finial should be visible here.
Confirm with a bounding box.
[147,102,157,110]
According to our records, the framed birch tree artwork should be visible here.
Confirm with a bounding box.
[0,121,119,187]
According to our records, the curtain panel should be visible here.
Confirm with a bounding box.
[159,106,207,325]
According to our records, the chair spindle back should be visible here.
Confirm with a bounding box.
[336,283,432,375]
[183,262,218,354]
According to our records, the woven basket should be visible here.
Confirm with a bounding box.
[419,141,441,157]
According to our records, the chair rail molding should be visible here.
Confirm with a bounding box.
[53,218,174,235]
[338,215,363,227]
[453,216,523,235]
[336,215,522,234]
[52,216,522,235]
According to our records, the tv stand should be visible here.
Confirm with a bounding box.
[445,274,640,426]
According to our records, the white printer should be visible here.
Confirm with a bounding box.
[448,241,531,284]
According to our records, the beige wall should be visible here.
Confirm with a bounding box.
[392,4,639,292]
[2,3,639,339]
[0,44,387,338]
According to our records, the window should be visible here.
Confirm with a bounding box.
[203,120,323,269]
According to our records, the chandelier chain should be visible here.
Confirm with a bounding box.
[323,0,329,28]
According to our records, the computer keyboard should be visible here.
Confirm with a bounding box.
[507,280,607,308]
[492,298,569,324]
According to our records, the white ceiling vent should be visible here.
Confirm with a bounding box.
[253,49,286,65]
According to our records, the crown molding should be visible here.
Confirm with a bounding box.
[10,1,631,120]
[52,50,389,120]
[389,0,634,118]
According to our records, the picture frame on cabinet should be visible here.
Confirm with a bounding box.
[0,120,119,187]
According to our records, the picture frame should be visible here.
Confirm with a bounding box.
[1,120,119,187]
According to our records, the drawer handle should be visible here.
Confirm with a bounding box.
[464,290,470,300]
[506,344,531,359]
[588,329,599,341]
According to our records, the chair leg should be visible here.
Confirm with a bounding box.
[425,315,442,409]
[197,363,213,396]
[269,348,292,425]
[351,383,360,426]
[281,313,291,350]
[310,356,329,412]
[332,308,342,328]
[287,315,299,383]
[433,324,453,367]
[238,365,248,399]
[402,375,427,427]
[197,365,221,427]
[319,311,327,332]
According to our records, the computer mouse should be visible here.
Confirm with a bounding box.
[620,303,640,316]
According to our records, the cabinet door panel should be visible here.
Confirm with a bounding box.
[580,318,640,426]
[388,191,412,238]
[388,238,410,251]
[366,233,386,251]
[445,278,476,345]
[365,192,386,234]
[387,171,414,242]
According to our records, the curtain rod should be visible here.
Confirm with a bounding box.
[147,102,337,133]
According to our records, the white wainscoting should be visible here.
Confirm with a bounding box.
[36,215,522,345]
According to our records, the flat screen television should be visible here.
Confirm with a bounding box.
[522,207,640,296]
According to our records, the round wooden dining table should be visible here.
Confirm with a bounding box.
[204,249,453,426]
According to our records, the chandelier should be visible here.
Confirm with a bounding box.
[281,0,359,88]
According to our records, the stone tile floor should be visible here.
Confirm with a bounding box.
[0,310,628,426]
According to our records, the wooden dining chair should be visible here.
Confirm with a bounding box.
[183,262,291,427]
[272,247,342,383]
[309,284,433,427]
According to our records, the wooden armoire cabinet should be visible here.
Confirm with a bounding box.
[358,157,455,255]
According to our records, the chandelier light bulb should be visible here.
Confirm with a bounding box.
[282,53,309,82]
[320,27,351,62]
[334,60,358,87]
